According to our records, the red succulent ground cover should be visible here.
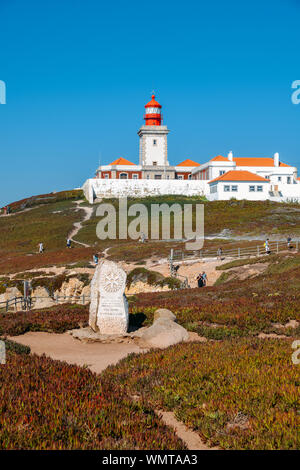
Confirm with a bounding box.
[131,260,300,338]
[0,349,185,450]
[103,338,300,450]
[0,304,89,336]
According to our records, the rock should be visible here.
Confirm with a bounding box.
[153,308,176,322]
[32,287,56,309]
[0,287,22,304]
[138,317,189,349]
[125,281,169,295]
[89,260,129,335]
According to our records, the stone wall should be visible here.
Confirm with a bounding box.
[82,178,208,203]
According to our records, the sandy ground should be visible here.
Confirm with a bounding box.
[9,331,141,374]
[122,257,228,288]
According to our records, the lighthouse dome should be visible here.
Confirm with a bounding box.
[145,94,162,109]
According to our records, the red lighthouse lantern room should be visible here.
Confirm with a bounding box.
[144,94,162,126]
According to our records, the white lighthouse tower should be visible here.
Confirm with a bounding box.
[138,94,173,179]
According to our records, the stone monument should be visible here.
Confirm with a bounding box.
[89,260,129,335]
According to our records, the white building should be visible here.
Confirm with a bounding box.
[83,95,300,202]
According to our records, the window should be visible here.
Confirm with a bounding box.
[249,185,255,192]
[146,175,150,179]
[287,177,291,184]
[177,175,183,180]
[104,174,109,179]
[188,174,192,180]
[155,175,162,179]
[119,173,128,179]
[278,176,281,182]
[153,139,157,146]
[219,170,225,176]
[210,184,217,194]
[132,174,138,179]
[153,161,157,166]
[231,185,238,192]
[257,186,263,192]
[224,185,230,192]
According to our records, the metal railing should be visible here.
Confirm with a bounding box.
[170,240,299,263]
[0,294,91,313]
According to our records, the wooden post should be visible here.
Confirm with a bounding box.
[276,242,279,254]
[257,246,259,256]
[238,248,241,258]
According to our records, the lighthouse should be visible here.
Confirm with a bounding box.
[138,94,172,179]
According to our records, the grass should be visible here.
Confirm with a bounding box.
[103,337,299,450]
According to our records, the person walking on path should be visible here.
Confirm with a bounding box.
[38,242,44,254]
[93,253,99,265]
[287,236,292,250]
[202,271,208,286]
[66,238,72,249]
[217,247,223,260]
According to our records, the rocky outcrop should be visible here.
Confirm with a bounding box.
[31,287,56,309]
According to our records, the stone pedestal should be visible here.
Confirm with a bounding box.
[89,260,129,335]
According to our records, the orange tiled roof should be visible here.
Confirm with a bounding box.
[109,157,136,166]
[177,159,200,167]
[209,170,269,184]
[234,157,290,167]
[210,155,228,162]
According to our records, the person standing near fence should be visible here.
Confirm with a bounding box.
[264,238,270,254]
[66,238,72,249]
[38,242,44,254]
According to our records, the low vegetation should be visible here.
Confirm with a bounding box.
[127,267,181,290]
[103,338,299,450]
[0,349,185,450]
[0,304,89,336]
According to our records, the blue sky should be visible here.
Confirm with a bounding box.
[0,0,299,205]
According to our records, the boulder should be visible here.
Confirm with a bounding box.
[138,316,189,349]
[153,308,176,322]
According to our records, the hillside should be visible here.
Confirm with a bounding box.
[1,192,300,273]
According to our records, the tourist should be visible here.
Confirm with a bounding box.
[264,238,270,255]
[287,236,292,249]
[38,242,44,254]
[202,271,208,286]
[93,253,99,264]
[196,273,204,288]
[217,247,223,260]
[66,238,72,249]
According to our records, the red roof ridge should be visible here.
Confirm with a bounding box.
[209,170,269,184]
[177,159,200,167]
[109,157,136,166]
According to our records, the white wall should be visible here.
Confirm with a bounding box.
[82,178,208,203]
[208,182,269,201]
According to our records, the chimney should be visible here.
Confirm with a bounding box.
[274,152,279,167]
[228,151,233,162]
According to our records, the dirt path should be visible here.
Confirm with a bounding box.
[68,201,93,248]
